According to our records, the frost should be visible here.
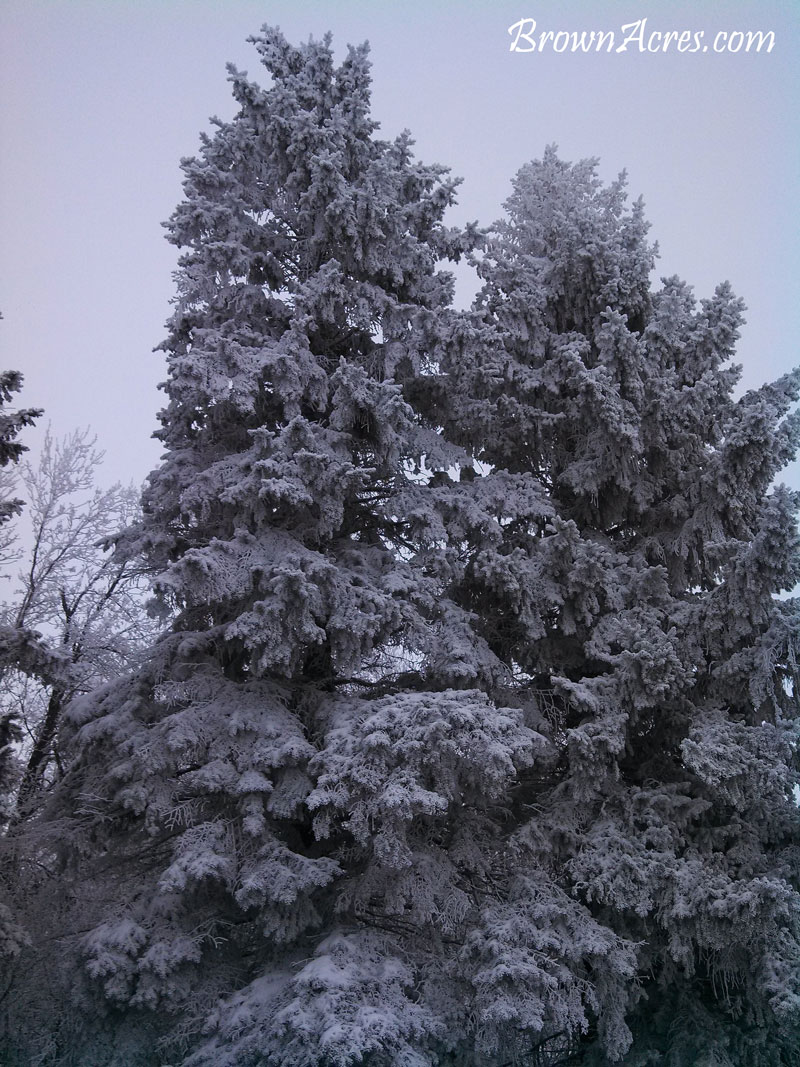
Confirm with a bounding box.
[5,38,800,1067]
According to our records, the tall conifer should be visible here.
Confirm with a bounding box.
[5,39,799,1067]
[421,147,800,1065]
[8,28,523,1066]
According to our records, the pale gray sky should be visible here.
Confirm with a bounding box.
[1,0,798,488]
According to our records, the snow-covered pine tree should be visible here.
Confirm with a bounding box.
[0,366,41,1002]
[411,146,799,1065]
[0,28,542,1066]
[0,369,41,527]
[0,366,42,812]
[7,39,799,1066]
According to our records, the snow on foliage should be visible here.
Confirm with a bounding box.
[2,28,800,1067]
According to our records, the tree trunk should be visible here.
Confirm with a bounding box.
[14,685,64,815]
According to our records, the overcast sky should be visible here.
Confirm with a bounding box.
[1,0,798,491]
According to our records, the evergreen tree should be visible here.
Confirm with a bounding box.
[416,147,800,1065]
[2,28,513,1066]
[0,365,40,986]
[0,369,41,524]
[6,36,799,1067]
[0,366,41,813]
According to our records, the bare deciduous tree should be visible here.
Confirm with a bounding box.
[0,428,160,818]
